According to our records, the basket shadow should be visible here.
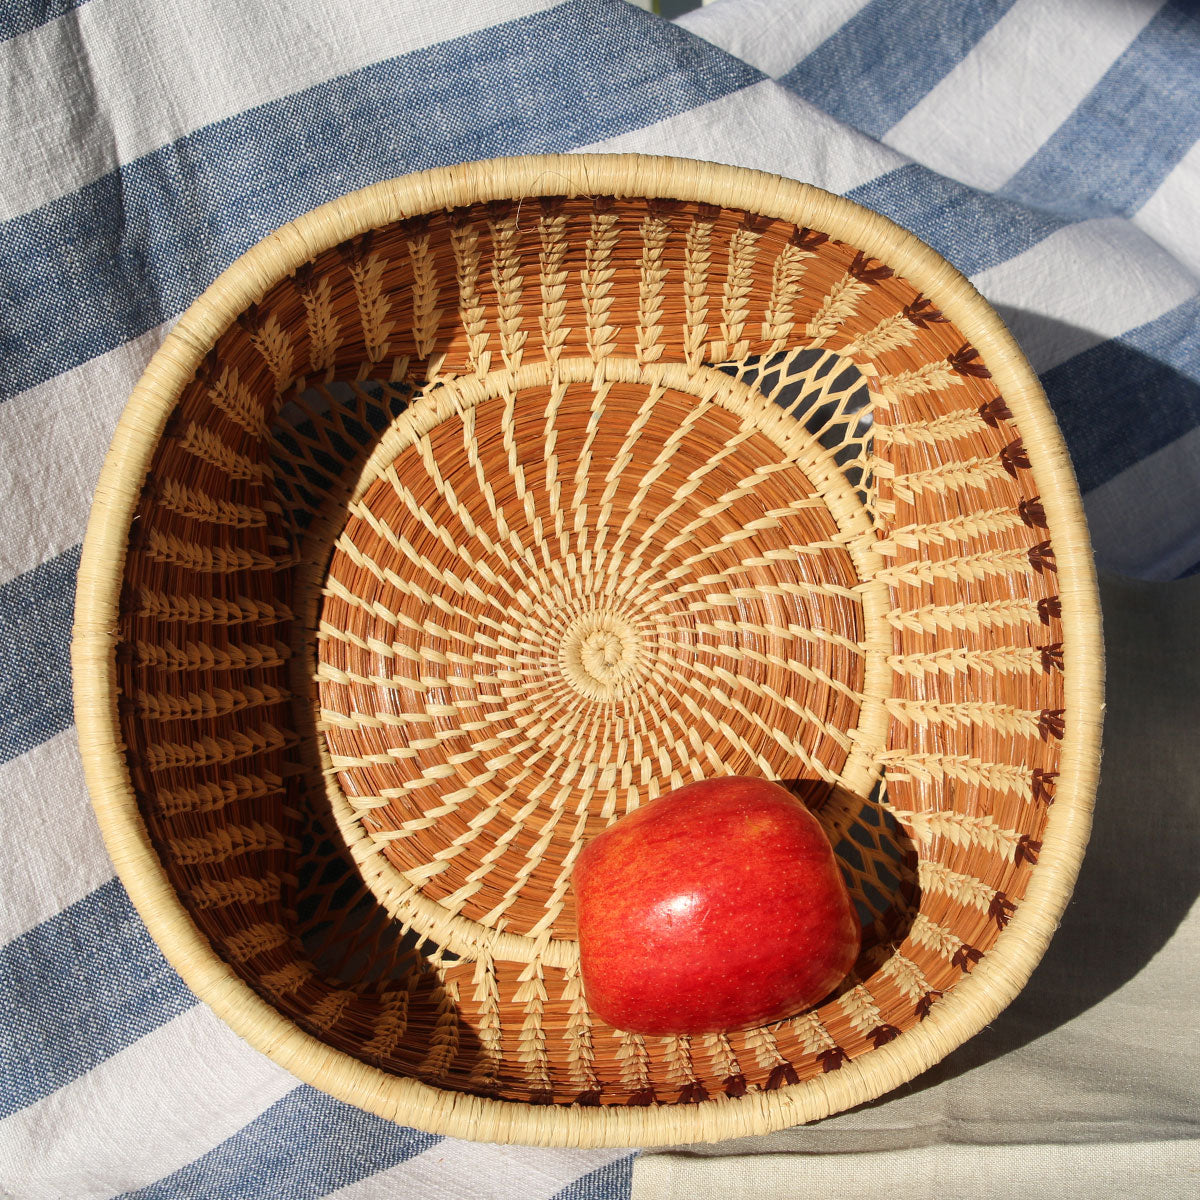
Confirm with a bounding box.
[784,777,921,983]
[992,304,1200,581]
[893,570,1200,1094]
[289,770,489,1082]
[273,365,492,1082]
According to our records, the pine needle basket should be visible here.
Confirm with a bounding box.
[72,154,1103,1147]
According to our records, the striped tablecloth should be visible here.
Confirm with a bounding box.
[1,2,1196,1196]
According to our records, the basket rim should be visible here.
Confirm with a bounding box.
[71,152,1103,1148]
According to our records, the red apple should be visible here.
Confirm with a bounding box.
[572,776,860,1035]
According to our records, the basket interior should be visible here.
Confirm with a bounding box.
[113,195,1065,1111]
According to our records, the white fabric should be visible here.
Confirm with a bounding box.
[0,0,559,221]
[884,0,1160,192]
[585,80,906,196]
[970,217,1195,373]
[0,730,109,942]
[678,0,873,77]
[0,1008,298,1199]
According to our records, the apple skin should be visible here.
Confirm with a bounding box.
[572,776,861,1036]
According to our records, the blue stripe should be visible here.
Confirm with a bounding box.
[0,0,90,43]
[0,543,79,765]
[121,1086,440,1200]
[0,878,194,1118]
[779,0,1017,140]
[550,1155,636,1200]
[1042,294,1200,495]
[1005,1,1200,219]
[848,163,1068,277]
[0,0,759,402]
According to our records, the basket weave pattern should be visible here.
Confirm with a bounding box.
[80,162,1092,1144]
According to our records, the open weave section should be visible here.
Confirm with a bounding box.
[113,194,1064,1109]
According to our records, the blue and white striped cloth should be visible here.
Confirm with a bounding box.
[1,1,1196,1195]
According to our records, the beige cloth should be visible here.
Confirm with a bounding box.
[635,573,1200,1199]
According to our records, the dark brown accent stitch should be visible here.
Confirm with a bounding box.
[949,343,991,377]
[915,991,941,1020]
[978,396,1014,426]
[1000,438,1031,477]
[1019,496,1048,526]
[952,944,984,972]
[1039,643,1064,671]
[848,250,894,283]
[870,1023,901,1049]
[336,230,373,266]
[646,197,682,220]
[741,211,774,233]
[235,302,261,334]
[790,225,828,250]
[765,1062,800,1090]
[903,294,946,327]
[292,261,315,296]
[1015,835,1042,866]
[1028,541,1057,572]
[818,1047,847,1072]
[1038,595,1062,623]
[1032,768,1058,805]
[989,893,1016,928]
[398,214,430,238]
[1038,709,1066,740]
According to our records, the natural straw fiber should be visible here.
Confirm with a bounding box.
[72,154,1102,1147]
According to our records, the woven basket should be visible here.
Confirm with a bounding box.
[73,154,1102,1147]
